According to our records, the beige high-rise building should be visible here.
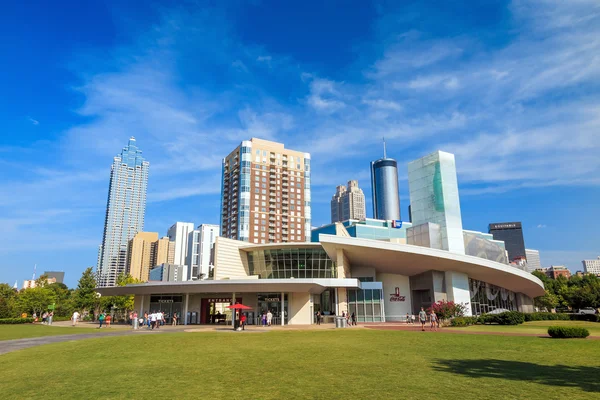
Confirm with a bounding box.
[330,180,366,223]
[221,138,311,244]
[127,233,174,281]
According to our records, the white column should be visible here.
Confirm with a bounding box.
[139,295,145,317]
[232,292,236,328]
[334,288,339,316]
[184,294,189,325]
[281,292,285,326]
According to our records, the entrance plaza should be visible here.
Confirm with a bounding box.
[97,235,545,325]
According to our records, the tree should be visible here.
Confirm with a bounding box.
[17,287,56,316]
[73,267,98,313]
[46,282,74,317]
[110,273,140,318]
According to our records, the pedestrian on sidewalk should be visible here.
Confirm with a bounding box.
[48,311,54,325]
[316,311,321,325]
[351,312,357,326]
[430,311,438,331]
[419,307,427,331]
[42,312,48,325]
[72,311,80,326]
[172,312,178,326]
[105,314,112,328]
[98,312,105,328]
[267,310,273,326]
[240,313,247,330]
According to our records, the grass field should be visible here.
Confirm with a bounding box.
[0,325,105,341]
[448,320,600,336]
[1,328,599,400]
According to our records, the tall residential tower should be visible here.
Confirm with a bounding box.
[330,180,366,223]
[97,137,149,287]
[221,138,311,243]
[370,142,400,221]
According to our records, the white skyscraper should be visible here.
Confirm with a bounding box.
[187,224,220,280]
[167,222,194,281]
[330,180,366,223]
[97,138,149,287]
[582,256,600,275]
[525,249,541,273]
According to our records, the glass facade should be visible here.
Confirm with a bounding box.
[488,222,526,262]
[98,137,149,287]
[247,248,336,279]
[407,151,464,254]
[149,295,183,324]
[463,231,509,264]
[469,278,517,315]
[347,286,385,322]
[370,158,401,220]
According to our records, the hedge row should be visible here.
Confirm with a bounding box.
[0,318,35,324]
[451,312,599,327]
[548,326,590,338]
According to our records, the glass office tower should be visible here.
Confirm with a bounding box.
[407,150,464,254]
[488,222,526,262]
[370,157,401,221]
[97,137,149,287]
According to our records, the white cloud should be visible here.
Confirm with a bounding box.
[537,224,547,229]
[28,116,39,125]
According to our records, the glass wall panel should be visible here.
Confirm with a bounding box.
[247,247,336,279]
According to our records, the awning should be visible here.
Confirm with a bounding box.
[95,278,361,296]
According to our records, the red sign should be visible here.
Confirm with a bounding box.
[390,287,406,302]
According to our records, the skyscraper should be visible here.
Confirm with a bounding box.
[582,256,600,275]
[370,142,400,221]
[488,222,526,262]
[126,232,175,281]
[97,137,149,287]
[221,138,311,244]
[167,222,194,281]
[525,249,541,273]
[407,150,464,254]
[330,180,366,223]
[187,224,219,280]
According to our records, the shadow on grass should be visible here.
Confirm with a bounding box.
[433,359,600,393]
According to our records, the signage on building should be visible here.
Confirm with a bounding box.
[389,287,406,302]
[490,222,521,229]
[392,220,402,229]
[158,299,174,303]
[207,298,232,303]
[263,297,280,302]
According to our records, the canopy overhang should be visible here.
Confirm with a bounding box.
[95,278,361,296]
[319,235,545,298]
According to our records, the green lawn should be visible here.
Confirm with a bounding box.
[448,321,600,337]
[0,324,105,341]
[1,329,599,399]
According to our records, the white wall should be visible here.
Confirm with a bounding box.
[378,273,412,321]
[445,271,472,316]
[288,292,312,325]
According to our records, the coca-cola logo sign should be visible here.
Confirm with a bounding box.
[390,287,406,302]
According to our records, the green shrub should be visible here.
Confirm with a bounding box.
[548,326,590,338]
[496,311,525,325]
[570,314,599,322]
[52,316,71,322]
[451,316,479,327]
[0,318,34,324]
[524,312,571,322]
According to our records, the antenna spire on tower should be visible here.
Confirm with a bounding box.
[32,264,36,280]
[382,137,387,159]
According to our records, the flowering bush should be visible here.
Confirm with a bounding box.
[427,300,467,320]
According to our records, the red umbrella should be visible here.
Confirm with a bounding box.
[227,303,252,310]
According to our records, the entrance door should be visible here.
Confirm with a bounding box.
[200,297,242,324]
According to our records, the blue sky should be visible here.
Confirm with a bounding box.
[1,0,599,288]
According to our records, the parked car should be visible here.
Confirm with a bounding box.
[578,307,597,315]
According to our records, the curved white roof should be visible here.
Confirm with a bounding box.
[319,234,545,298]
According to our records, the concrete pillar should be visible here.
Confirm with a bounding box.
[184,294,189,325]
[334,288,339,316]
[281,292,285,326]
[139,295,145,317]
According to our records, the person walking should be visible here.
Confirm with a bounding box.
[72,311,80,326]
[240,313,247,331]
[150,312,157,330]
[48,311,54,326]
[351,312,357,326]
[411,314,416,324]
[143,312,148,327]
[406,313,411,324]
[316,311,321,325]
[261,312,267,327]
[419,307,427,331]
[132,311,138,330]
[266,310,273,327]
[98,312,105,328]
[430,311,438,331]
[105,314,112,328]
[172,312,177,326]
[42,312,48,325]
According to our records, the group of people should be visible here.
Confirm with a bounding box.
[141,311,176,329]
[417,307,439,331]
[97,312,112,328]
[341,311,357,326]
[260,310,273,326]
[32,311,55,325]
